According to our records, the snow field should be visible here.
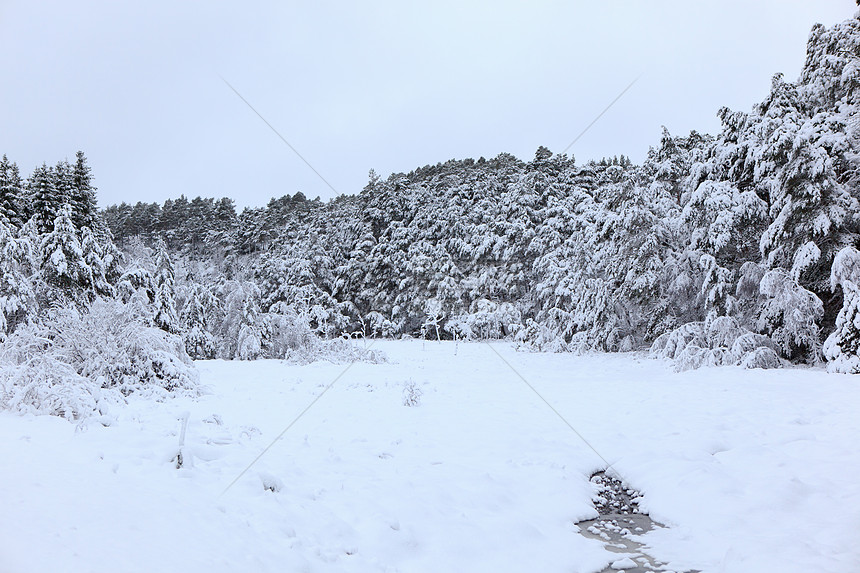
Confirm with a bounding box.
[1,340,859,572]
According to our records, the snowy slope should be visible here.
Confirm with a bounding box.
[1,340,858,572]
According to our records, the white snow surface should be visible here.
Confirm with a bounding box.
[1,340,858,573]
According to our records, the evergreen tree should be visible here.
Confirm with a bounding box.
[180,284,217,359]
[757,268,823,361]
[220,281,264,359]
[823,247,860,373]
[39,204,91,303]
[236,288,264,359]
[52,160,73,210]
[80,226,113,298]
[71,151,99,231]
[0,155,23,227]
[29,163,60,234]
[153,238,178,333]
[0,220,36,337]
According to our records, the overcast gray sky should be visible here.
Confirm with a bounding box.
[0,1,854,209]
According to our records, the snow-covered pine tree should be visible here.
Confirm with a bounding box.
[823,246,860,373]
[153,238,178,333]
[0,155,23,227]
[754,74,858,294]
[29,163,60,234]
[218,280,264,359]
[52,160,73,213]
[757,268,823,362]
[71,151,99,231]
[80,226,113,298]
[180,284,217,359]
[236,294,264,359]
[38,204,92,305]
[0,220,36,338]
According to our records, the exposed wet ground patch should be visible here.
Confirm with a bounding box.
[576,472,699,573]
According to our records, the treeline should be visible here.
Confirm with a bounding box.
[103,191,321,255]
[103,15,860,373]
[1,151,102,234]
[0,152,383,419]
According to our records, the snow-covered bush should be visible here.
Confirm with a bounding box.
[651,316,781,371]
[706,316,742,349]
[727,332,776,364]
[468,299,521,339]
[362,311,399,338]
[740,346,782,369]
[0,347,102,420]
[0,298,199,420]
[649,322,706,361]
[671,344,711,371]
[266,303,317,357]
[402,379,422,407]
[445,299,521,340]
[514,318,569,353]
[236,323,264,360]
[442,314,474,341]
[261,303,387,364]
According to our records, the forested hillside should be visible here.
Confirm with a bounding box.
[4,14,860,420]
[96,15,860,373]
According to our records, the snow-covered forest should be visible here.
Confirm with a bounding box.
[4,15,860,420]
[4,12,860,573]
[77,16,860,374]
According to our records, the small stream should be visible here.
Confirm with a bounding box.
[576,472,699,573]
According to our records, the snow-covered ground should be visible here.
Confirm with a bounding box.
[1,340,858,573]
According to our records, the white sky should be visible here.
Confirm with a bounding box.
[0,1,854,209]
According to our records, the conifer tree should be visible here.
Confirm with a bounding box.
[29,163,59,234]
[53,160,73,208]
[39,204,91,303]
[71,151,99,231]
[153,238,178,333]
[181,284,217,359]
[0,220,36,337]
[81,226,113,298]
[0,155,23,227]
[823,247,860,373]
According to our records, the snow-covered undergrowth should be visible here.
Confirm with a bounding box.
[0,340,857,573]
[0,295,385,421]
[0,298,199,420]
[264,309,387,365]
[650,316,783,372]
